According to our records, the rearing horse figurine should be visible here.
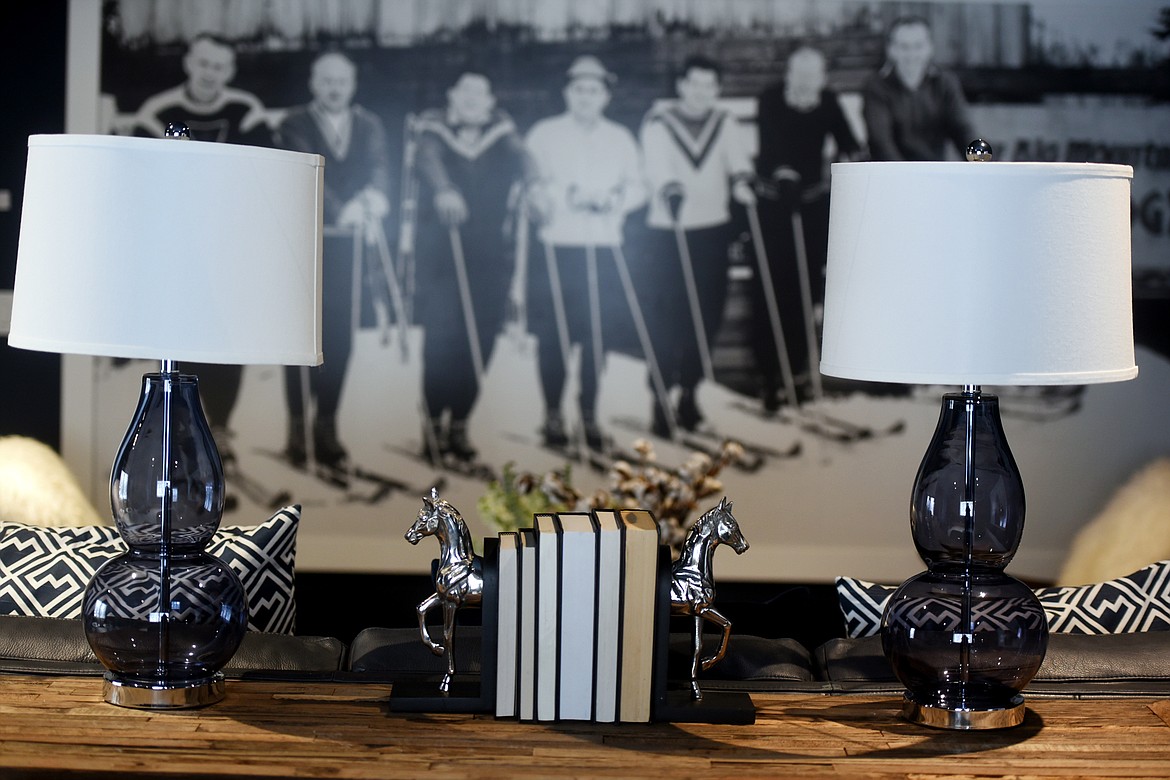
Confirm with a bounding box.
[670,497,750,700]
[404,488,483,693]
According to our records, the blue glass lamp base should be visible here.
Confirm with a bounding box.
[885,391,1047,731]
[103,671,226,709]
[902,692,1025,730]
[85,372,247,710]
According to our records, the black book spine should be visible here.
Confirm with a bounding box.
[480,536,499,712]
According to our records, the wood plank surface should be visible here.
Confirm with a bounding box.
[0,676,1168,779]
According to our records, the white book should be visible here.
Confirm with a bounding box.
[517,529,537,721]
[494,532,519,718]
[556,512,599,721]
[534,513,561,721]
[591,509,624,723]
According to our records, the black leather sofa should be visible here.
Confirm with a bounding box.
[5,615,1169,698]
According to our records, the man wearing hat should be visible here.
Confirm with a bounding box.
[524,55,647,452]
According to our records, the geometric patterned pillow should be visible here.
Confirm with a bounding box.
[210,506,299,634]
[835,575,895,639]
[836,559,1170,639]
[0,505,299,634]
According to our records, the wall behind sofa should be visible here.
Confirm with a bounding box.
[17,0,1170,588]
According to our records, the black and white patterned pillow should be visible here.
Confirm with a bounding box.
[837,560,1170,638]
[0,505,299,634]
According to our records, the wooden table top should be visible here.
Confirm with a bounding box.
[1,675,1169,779]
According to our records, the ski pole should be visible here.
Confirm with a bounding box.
[610,243,679,437]
[542,239,588,461]
[576,195,615,456]
[418,394,445,466]
[584,241,605,393]
[299,364,315,467]
[371,219,411,360]
[790,206,824,401]
[299,363,354,487]
[448,225,486,383]
[336,224,362,338]
[541,240,574,388]
[510,191,530,345]
[745,202,800,409]
[665,189,715,384]
[398,113,419,323]
[572,187,608,394]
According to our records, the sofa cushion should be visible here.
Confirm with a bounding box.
[349,626,816,688]
[815,632,1170,696]
[0,614,344,679]
[0,505,300,634]
[352,627,1170,696]
[350,626,486,680]
[666,634,814,684]
[836,560,1170,638]
[0,436,106,527]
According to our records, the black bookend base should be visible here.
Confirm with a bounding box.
[651,544,755,725]
[389,539,499,716]
[654,688,756,725]
[388,677,492,713]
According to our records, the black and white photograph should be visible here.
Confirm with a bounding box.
[48,0,1170,581]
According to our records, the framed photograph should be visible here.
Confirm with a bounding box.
[62,0,1170,581]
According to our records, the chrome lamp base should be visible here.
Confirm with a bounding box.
[103,671,226,710]
[901,692,1026,730]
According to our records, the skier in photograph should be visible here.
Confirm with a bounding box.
[275,51,392,479]
[525,55,647,452]
[752,45,861,414]
[639,54,755,437]
[862,15,975,161]
[412,70,534,464]
[126,32,273,477]
[130,33,270,145]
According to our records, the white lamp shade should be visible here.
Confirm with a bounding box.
[820,161,1137,386]
[10,134,324,366]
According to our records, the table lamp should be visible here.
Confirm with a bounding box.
[820,143,1136,729]
[8,131,323,708]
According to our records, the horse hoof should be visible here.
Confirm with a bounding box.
[439,676,451,694]
[691,684,703,700]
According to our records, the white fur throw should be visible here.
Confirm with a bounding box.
[1058,458,1170,586]
[0,436,106,527]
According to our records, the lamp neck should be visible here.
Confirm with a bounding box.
[958,385,983,545]
[160,359,179,375]
[962,389,978,567]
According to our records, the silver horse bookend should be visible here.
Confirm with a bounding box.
[670,497,750,700]
[405,488,484,693]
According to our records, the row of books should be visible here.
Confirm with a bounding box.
[494,509,663,722]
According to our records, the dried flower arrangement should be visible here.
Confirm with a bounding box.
[476,439,745,554]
